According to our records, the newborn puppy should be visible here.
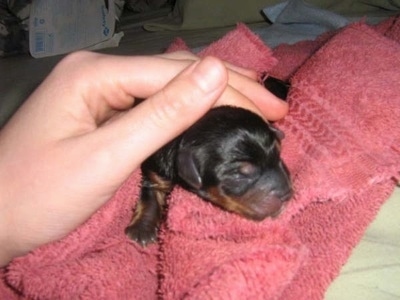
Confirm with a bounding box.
[125,105,293,247]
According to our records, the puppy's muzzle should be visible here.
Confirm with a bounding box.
[234,161,293,220]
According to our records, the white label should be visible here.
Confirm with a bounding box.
[29,0,116,58]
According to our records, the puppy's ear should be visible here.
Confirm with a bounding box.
[268,124,285,140]
[177,149,202,189]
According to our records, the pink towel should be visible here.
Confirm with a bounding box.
[1,172,160,299]
[275,21,400,299]
[167,24,278,73]
[1,20,400,299]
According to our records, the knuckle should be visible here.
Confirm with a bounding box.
[57,51,94,70]
[149,88,190,127]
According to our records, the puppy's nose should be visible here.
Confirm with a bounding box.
[280,188,294,202]
[270,187,293,202]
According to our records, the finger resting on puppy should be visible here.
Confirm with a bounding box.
[159,51,258,80]
[87,56,228,177]
[223,70,289,121]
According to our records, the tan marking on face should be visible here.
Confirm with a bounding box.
[204,186,258,220]
[204,184,287,221]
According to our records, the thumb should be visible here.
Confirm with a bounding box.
[78,56,228,184]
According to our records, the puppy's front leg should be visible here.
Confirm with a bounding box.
[125,171,172,246]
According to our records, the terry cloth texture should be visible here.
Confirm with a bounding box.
[1,17,400,299]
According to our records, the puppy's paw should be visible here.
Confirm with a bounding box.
[125,221,158,247]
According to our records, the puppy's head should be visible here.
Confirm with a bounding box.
[176,106,293,221]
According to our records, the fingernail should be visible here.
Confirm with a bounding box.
[191,56,227,94]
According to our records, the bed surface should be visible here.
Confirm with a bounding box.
[327,188,400,300]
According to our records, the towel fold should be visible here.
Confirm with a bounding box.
[1,17,400,299]
[277,22,400,298]
[159,189,307,299]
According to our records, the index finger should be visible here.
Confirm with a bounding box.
[158,51,288,120]
[158,51,258,80]
[53,52,287,124]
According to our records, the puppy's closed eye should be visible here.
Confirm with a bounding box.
[238,161,259,176]
[220,162,260,196]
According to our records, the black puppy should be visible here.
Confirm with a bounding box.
[125,105,293,246]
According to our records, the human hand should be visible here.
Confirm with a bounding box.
[0,51,288,267]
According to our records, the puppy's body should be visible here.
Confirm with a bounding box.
[125,106,293,246]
